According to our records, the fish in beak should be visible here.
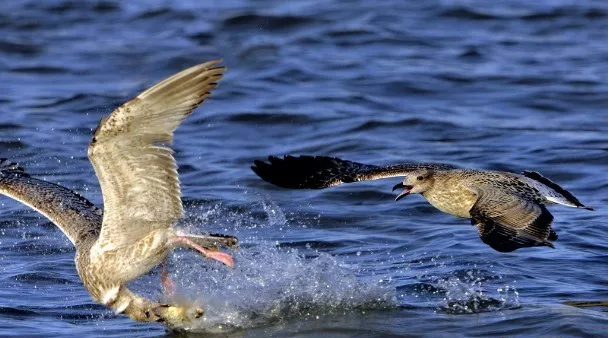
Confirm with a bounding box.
[392,182,413,201]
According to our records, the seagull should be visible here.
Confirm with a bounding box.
[251,155,593,252]
[0,60,237,328]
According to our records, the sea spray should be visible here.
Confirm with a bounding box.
[165,242,395,332]
[156,200,396,332]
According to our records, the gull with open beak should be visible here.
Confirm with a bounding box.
[252,155,593,252]
[393,182,413,201]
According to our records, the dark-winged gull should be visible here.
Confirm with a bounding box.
[0,60,237,328]
[252,155,593,252]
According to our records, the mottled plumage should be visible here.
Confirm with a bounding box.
[0,61,238,329]
[252,155,593,252]
[0,159,102,245]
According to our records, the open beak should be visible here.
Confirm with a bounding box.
[392,182,413,201]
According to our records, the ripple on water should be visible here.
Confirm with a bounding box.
[0,0,605,336]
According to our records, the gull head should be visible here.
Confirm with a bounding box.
[392,169,434,201]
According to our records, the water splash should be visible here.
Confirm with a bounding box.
[259,199,287,227]
[160,200,396,333]
[435,273,520,314]
[165,243,394,333]
[397,254,520,314]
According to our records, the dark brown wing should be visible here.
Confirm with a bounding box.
[251,155,457,189]
[469,187,555,252]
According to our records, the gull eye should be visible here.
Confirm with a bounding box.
[416,176,424,181]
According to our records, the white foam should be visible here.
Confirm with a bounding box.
[160,201,396,333]
[435,274,520,314]
[165,242,395,333]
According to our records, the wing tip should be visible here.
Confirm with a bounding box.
[522,170,589,209]
[251,155,323,189]
[198,59,225,72]
[91,59,227,146]
[0,158,29,177]
[251,155,369,189]
[251,158,283,186]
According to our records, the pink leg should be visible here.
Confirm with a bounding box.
[173,236,234,268]
[161,257,176,295]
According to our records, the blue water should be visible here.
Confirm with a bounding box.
[0,0,606,337]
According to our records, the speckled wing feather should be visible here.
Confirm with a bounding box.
[88,61,225,252]
[0,158,101,245]
[251,155,457,189]
[469,186,555,252]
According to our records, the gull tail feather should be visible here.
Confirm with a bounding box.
[522,171,593,210]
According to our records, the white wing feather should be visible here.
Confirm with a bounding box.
[88,60,225,253]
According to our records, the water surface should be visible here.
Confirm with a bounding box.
[0,0,606,337]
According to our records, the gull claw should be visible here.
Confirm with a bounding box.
[150,303,205,327]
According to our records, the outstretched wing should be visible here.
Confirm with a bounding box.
[0,158,102,245]
[251,155,457,189]
[88,60,225,252]
[469,186,555,252]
